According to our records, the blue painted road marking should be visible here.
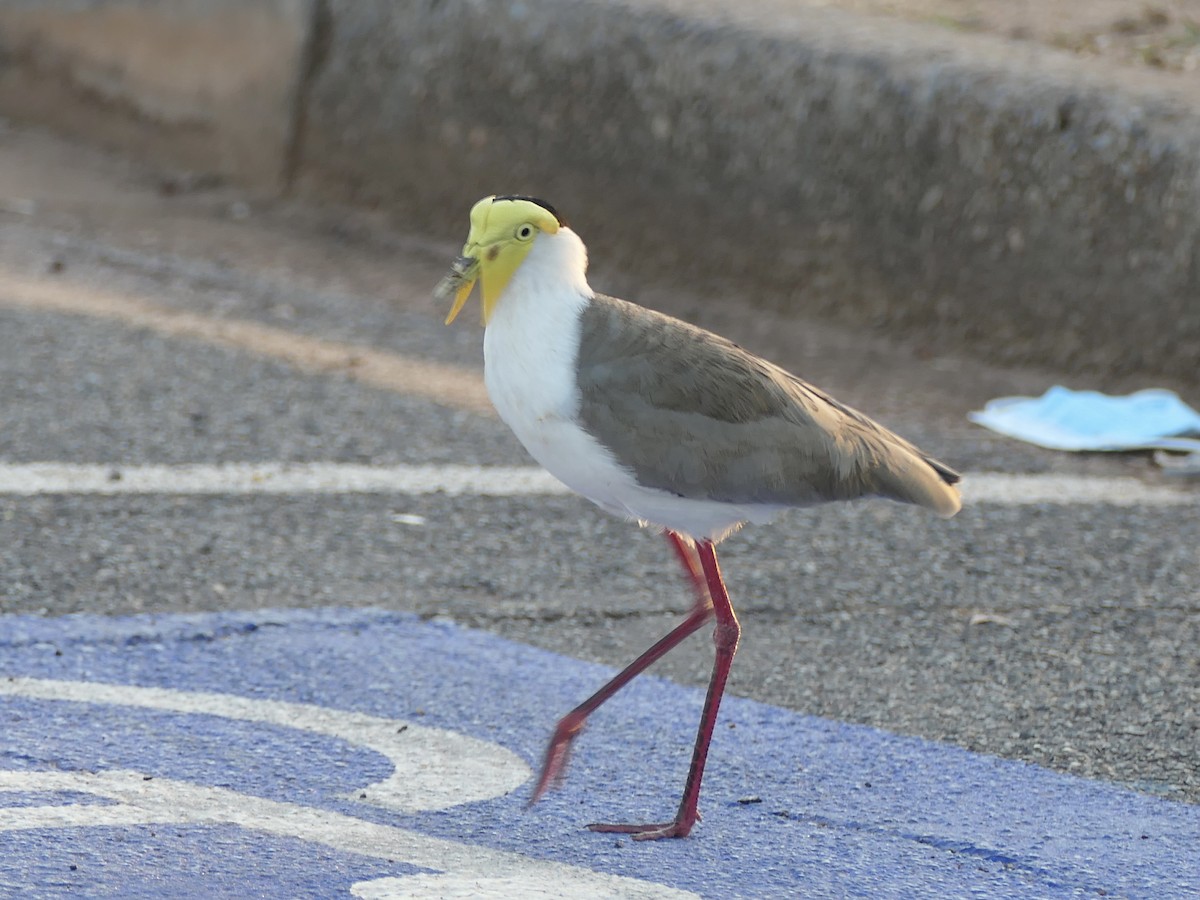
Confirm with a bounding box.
[1,608,1197,898]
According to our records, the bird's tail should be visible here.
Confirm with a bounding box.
[875,449,962,518]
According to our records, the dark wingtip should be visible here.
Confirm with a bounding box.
[927,457,962,486]
[493,194,567,227]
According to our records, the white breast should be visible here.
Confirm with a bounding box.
[483,230,623,503]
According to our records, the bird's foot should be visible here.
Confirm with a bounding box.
[587,810,699,841]
[528,711,586,805]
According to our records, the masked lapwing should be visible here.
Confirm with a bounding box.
[437,194,961,840]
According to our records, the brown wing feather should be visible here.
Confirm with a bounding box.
[574,295,961,516]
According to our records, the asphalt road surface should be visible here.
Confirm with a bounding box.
[1,121,1197,829]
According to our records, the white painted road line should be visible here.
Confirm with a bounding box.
[0,463,1194,505]
[0,463,568,497]
[960,473,1196,506]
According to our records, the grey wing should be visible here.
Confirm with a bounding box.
[575,295,961,516]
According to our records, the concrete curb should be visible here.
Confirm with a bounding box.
[2,0,1197,382]
[0,0,314,190]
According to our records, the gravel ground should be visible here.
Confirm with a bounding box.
[1,126,1197,806]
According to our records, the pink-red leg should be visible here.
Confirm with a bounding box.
[529,531,714,804]
[588,539,741,840]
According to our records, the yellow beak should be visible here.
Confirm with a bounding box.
[435,255,481,325]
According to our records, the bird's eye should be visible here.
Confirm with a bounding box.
[515,224,535,241]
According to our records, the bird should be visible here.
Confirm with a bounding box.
[436,194,961,840]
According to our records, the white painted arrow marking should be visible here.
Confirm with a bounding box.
[0,769,695,899]
[0,677,528,813]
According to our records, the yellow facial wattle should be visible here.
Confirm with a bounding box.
[437,195,561,325]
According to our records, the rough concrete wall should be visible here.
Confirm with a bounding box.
[297,0,1200,381]
[0,0,313,188]
[0,0,1196,381]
